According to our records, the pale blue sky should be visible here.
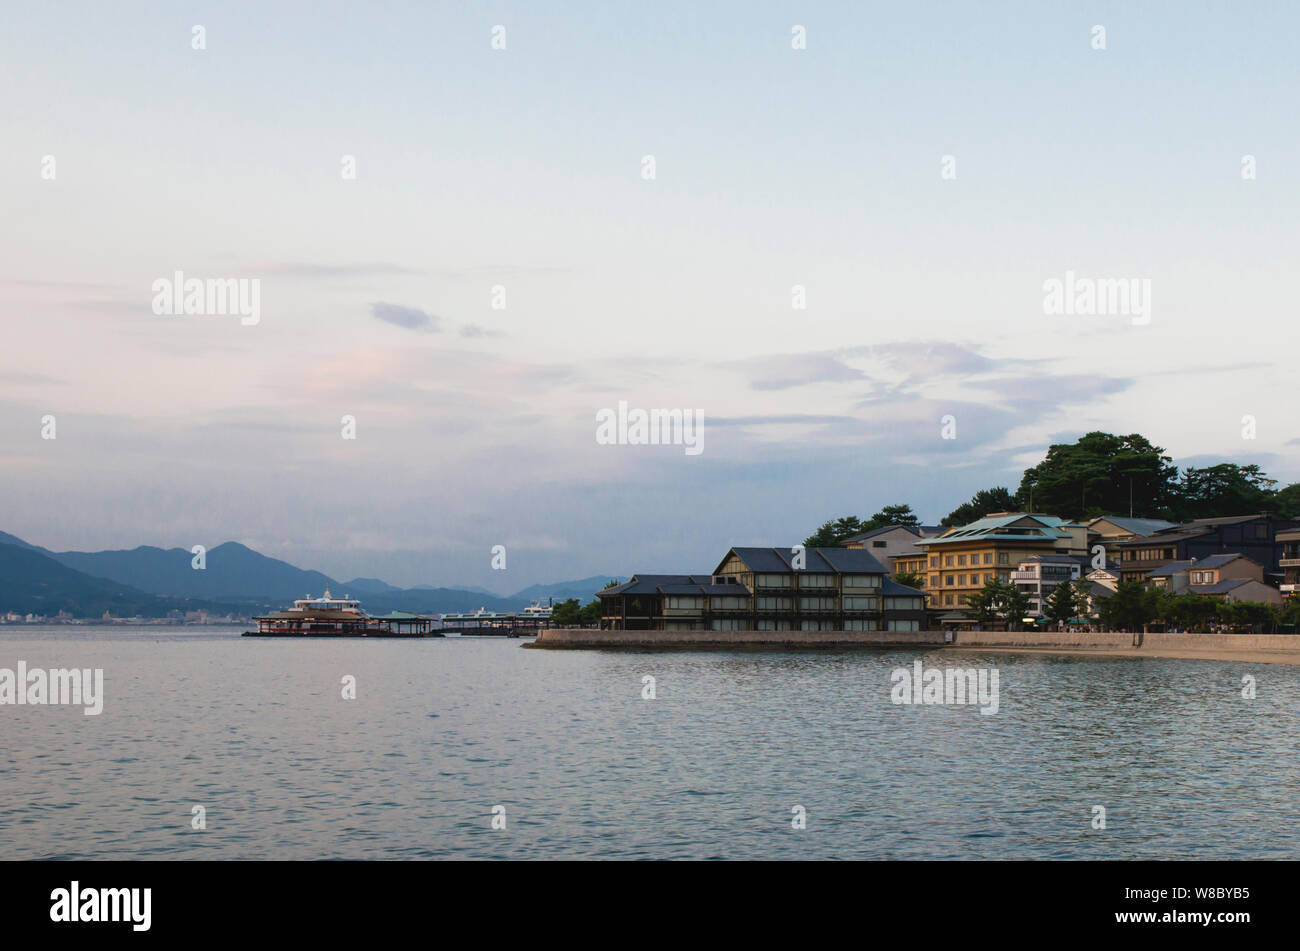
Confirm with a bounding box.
[2,2,1297,590]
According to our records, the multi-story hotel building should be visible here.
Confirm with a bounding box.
[1278,528,1300,597]
[1113,515,1300,584]
[597,546,926,632]
[913,513,1089,614]
[1010,554,1087,617]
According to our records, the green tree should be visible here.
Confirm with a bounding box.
[1271,483,1300,519]
[1072,580,1096,620]
[997,583,1032,631]
[963,579,1002,626]
[802,505,920,547]
[1098,580,1160,631]
[1043,580,1078,625]
[1173,463,1277,520]
[942,487,1016,526]
[1017,432,1179,520]
[550,598,583,626]
[803,516,865,548]
[963,578,1030,630]
[894,571,925,590]
[866,504,920,530]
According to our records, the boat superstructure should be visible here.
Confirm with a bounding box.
[520,598,554,620]
[244,588,436,637]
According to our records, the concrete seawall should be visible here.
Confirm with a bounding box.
[525,628,1300,664]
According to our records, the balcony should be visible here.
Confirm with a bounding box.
[1281,584,1298,594]
[1279,557,1300,568]
[1010,571,1037,582]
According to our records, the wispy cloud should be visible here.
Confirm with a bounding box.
[369,302,441,332]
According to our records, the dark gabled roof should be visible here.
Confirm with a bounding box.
[840,524,945,544]
[842,524,926,543]
[723,547,800,572]
[602,574,753,598]
[656,583,705,595]
[1115,529,1210,547]
[1134,514,1282,540]
[1179,515,1265,528]
[815,547,890,574]
[1190,553,1254,570]
[1190,578,1253,594]
[881,578,925,596]
[657,582,750,596]
[717,546,888,575]
[1090,516,1180,536]
[599,574,707,596]
[702,583,751,596]
[1146,561,1194,578]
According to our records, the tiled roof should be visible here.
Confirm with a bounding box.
[1115,529,1210,547]
[720,547,889,575]
[842,525,921,543]
[1190,578,1253,594]
[918,513,1076,546]
[1191,553,1247,570]
[881,578,926,596]
[599,574,708,596]
[1091,516,1180,536]
[1146,561,1194,578]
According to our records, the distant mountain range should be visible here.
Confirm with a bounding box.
[0,530,619,619]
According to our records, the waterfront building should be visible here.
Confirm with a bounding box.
[1114,515,1300,584]
[912,513,1089,614]
[842,524,943,579]
[1278,528,1300,597]
[1143,553,1281,604]
[597,547,926,632]
[1010,554,1088,617]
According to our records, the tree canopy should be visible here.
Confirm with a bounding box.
[942,487,1017,526]
[802,504,920,548]
[801,431,1300,541]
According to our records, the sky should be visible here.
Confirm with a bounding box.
[2,1,1298,593]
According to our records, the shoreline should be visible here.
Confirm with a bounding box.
[526,628,1300,665]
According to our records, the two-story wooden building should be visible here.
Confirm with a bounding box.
[597,546,926,632]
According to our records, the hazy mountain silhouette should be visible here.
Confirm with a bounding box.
[0,531,617,616]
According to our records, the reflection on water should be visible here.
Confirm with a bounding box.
[2,626,1297,859]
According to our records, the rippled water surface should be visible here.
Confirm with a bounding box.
[2,626,1298,859]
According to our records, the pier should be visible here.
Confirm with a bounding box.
[433,615,552,637]
[524,627,1300,664]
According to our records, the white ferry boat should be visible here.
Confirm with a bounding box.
[245,589,435,637]
[520,599,554,620]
